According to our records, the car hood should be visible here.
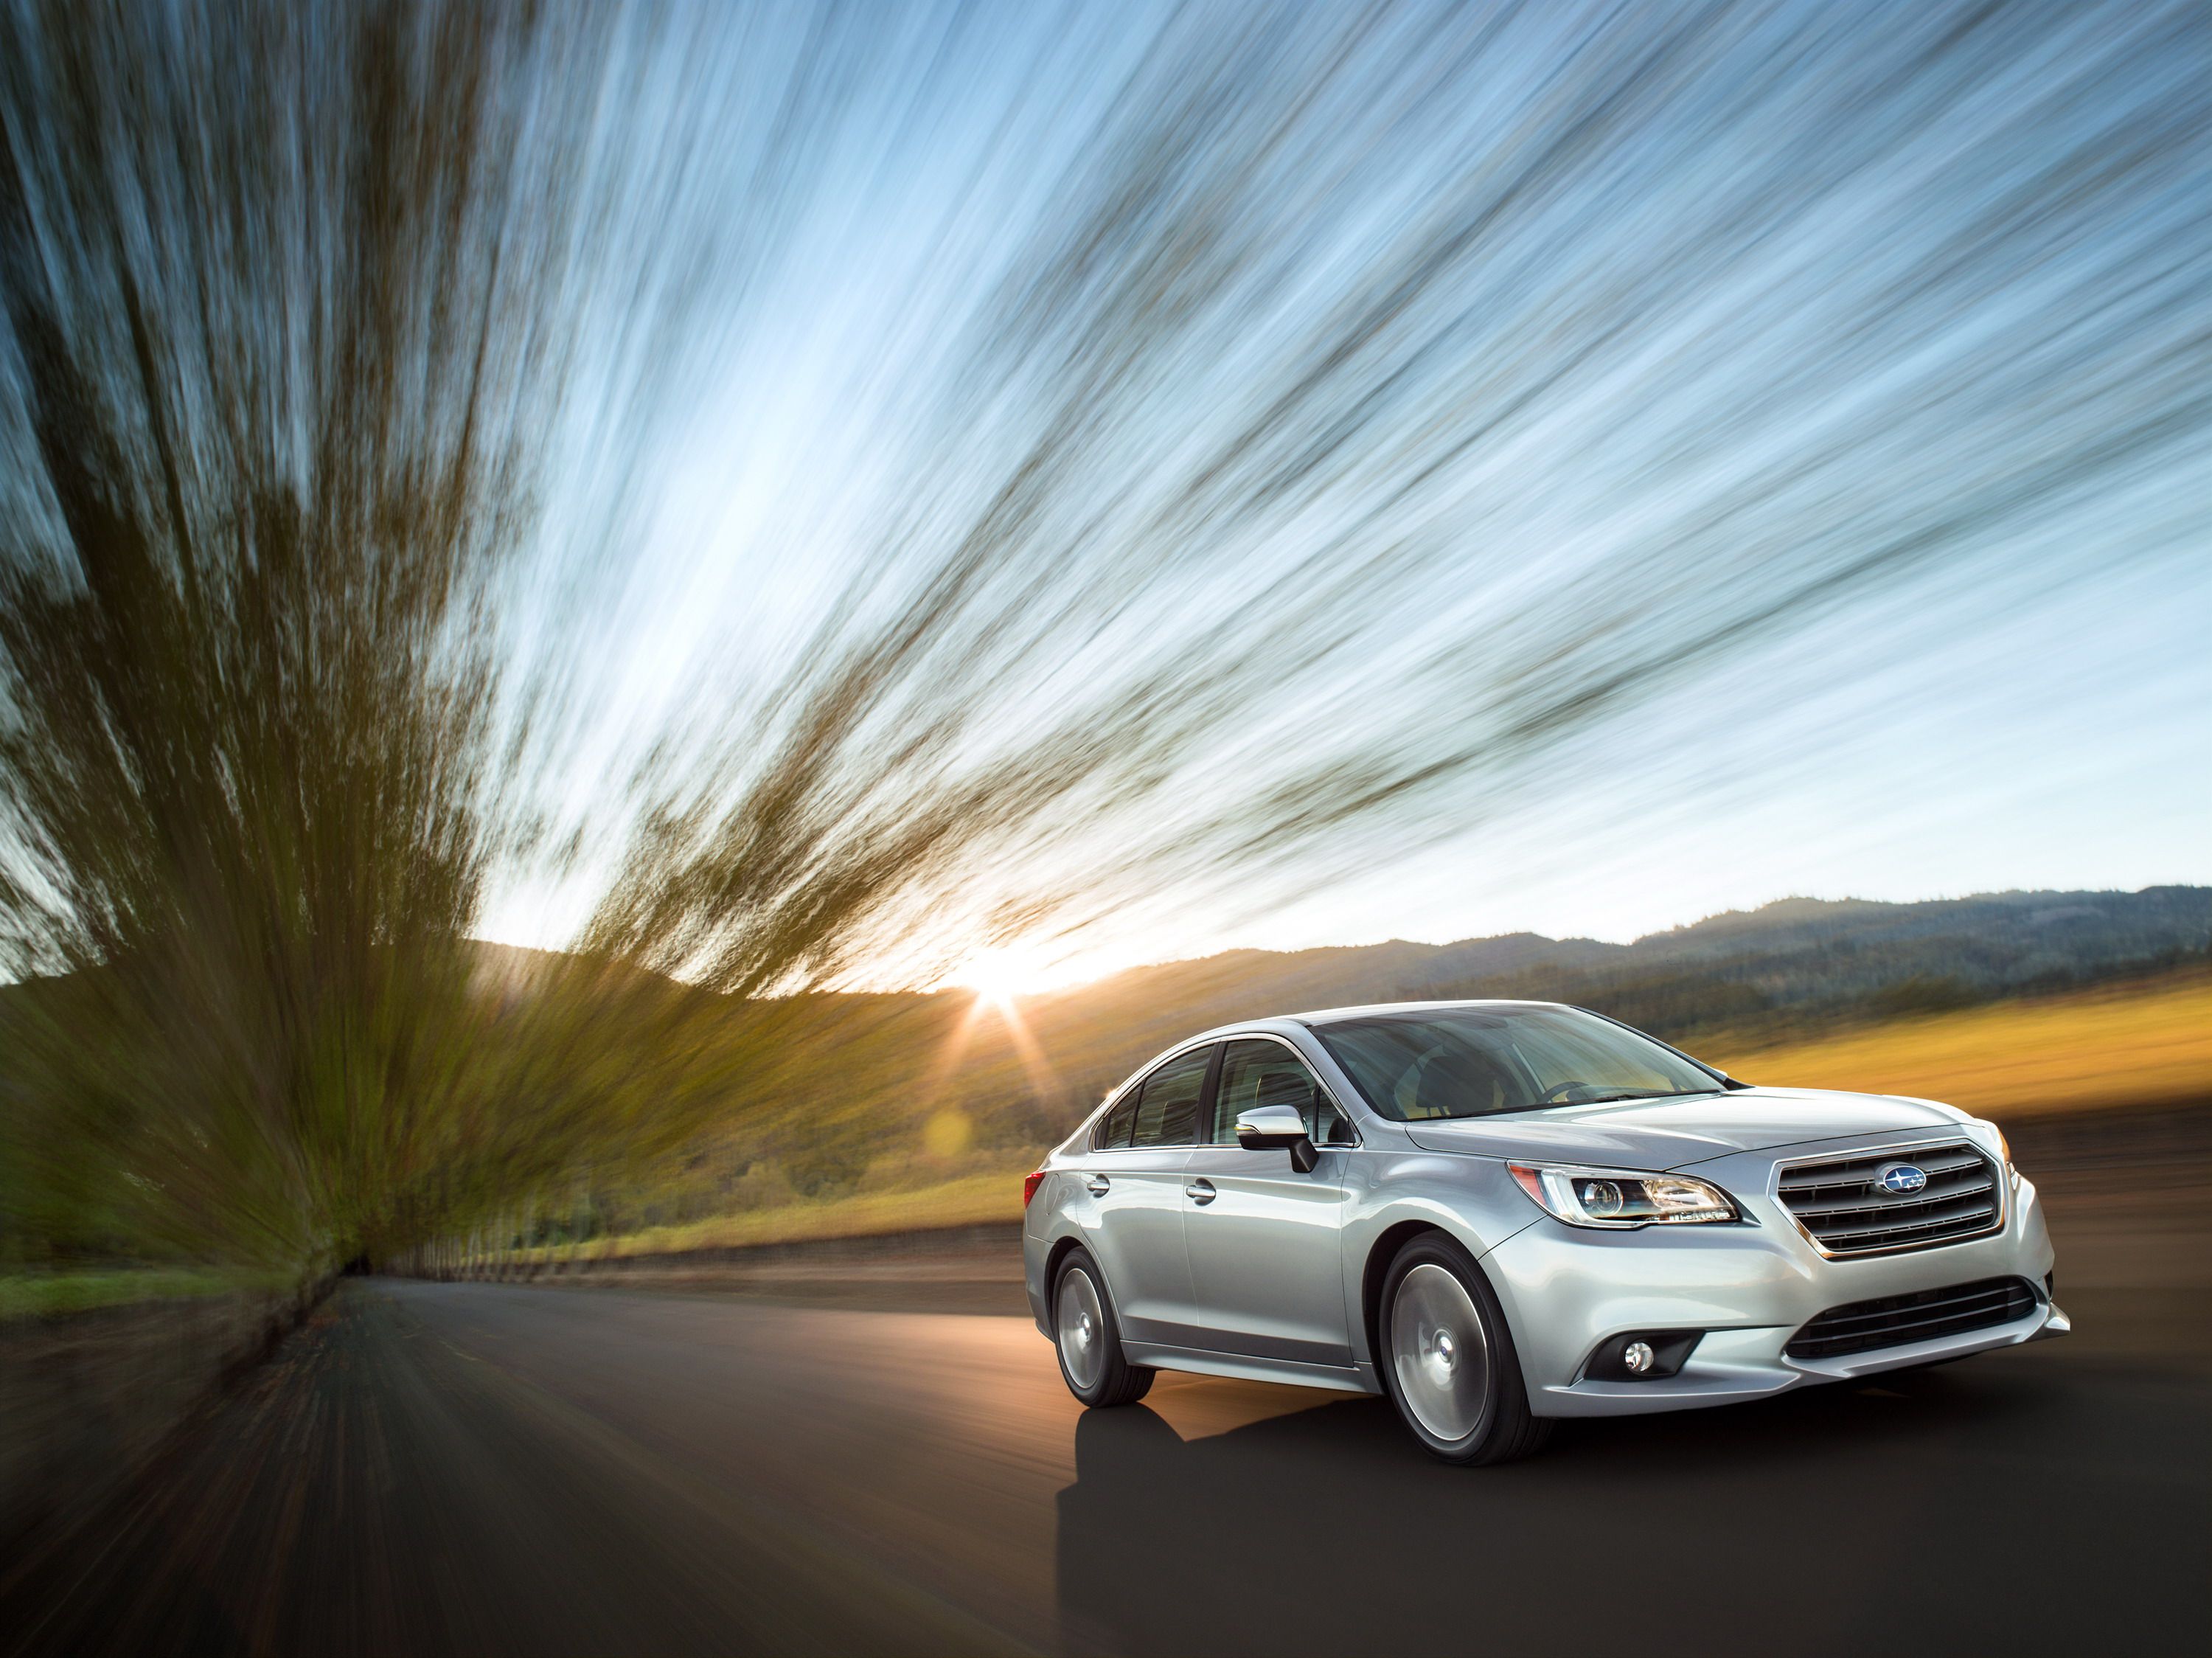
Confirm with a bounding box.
[1397,1087,1970,1170]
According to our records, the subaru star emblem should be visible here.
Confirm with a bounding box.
[1877,1162,1929,1196]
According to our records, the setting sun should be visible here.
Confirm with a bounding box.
[957,947,1040,1007]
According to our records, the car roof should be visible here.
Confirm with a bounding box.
[1090,999,1594,1116]
[1189,997,1571,1039]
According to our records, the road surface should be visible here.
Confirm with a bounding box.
[4,1195,2207,1654]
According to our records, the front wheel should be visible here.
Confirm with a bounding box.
[1053,1249,1154,1408]
[1379,1232,1550,1465]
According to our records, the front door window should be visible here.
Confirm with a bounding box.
[1211,1040,1353,1145]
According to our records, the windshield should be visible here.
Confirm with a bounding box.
[1312,1006,1723,1121]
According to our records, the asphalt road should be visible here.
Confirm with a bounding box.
[6,1246,2206,1657]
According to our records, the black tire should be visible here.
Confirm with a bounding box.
[1377,1232,1551,1466]
[1051,1248,1155,1408]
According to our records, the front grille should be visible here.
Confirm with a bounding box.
[1776,1140,2001,1256]
[1786,1277,2038,1359]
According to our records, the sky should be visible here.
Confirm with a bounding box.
[463,0,2211,991]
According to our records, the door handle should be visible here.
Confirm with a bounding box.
[1085,1174,1110,1196]
[1184,1178,1217,1205]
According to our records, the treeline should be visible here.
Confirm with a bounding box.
[1405,887,2212,1044]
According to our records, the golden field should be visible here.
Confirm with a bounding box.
[1707,972,2211,1120]
[508,1170,1020,1263]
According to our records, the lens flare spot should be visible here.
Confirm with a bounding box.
[922,1108,973,1161]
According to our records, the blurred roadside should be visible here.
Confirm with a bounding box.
[0,1280,325,1564]
[422,962,2209,1328]
[10,903,2200,1322]
[448,937,2211,1275]
[414,1103,2211,1321]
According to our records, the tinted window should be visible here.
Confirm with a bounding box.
[1092,1090,1139,1150]
[1312,1006,1721,1122]
[1211,1039,1352,1145]
[1129,1046,1210,1148]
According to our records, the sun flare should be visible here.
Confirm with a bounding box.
[957,947,1040,1008]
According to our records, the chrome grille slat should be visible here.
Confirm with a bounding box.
[1781,1169,1984,1200]
[1778,1148,1983,1192]
[1775,1139,2004,1256]
[1790,1174,1993,1218]
[1817,1211,1998,1251]
[1786,1277,2038,1359]
[1813,1197,1999,1244]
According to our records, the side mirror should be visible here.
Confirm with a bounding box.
[1235,1103,1319,1173]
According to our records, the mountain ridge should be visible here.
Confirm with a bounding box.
[1026,884,2208,1012]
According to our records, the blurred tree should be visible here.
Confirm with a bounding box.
[0,0,615,1269]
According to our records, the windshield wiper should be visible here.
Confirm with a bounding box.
[1421,1084,1724,1120]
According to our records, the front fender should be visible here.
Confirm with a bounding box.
[1339,1149,1539,1369]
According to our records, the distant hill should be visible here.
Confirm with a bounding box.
[1005,886,2211,1089]
[1391,886,2212,1041]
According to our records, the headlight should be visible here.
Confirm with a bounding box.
[1992,1125,2022,1190]
[1508,1162,1740,1228]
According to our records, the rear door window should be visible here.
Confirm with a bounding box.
[1093,1091,1139,1151]
[1128,1046,1211,1149]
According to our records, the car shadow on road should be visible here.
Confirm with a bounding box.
[1055,1345,2198,1657]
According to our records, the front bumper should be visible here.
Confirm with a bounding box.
[1484,1165,2063,1418]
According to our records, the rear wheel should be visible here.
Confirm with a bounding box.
[1053,1249,1154,1408]
[1379,1232,1550,1465]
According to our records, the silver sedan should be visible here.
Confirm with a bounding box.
[1022,1000,2065,1463]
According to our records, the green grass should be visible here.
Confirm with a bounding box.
[0,1266,288,1321]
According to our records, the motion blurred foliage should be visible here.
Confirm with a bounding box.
[0,1,664,1272]
[3,1,2206,1282]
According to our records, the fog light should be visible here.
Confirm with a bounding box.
[1585,1331,1700,1381]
